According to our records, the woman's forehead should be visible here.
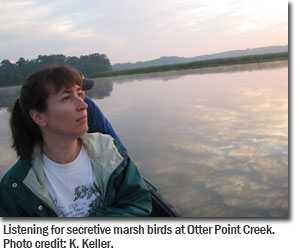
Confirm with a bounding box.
[46,81,81,94]
[59,85,82,93]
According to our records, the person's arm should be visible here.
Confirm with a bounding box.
[85,96,127,153]
[88,156,152,217]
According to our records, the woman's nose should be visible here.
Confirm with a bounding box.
[76,95,88,110]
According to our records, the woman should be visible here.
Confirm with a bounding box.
[0,65,152,217]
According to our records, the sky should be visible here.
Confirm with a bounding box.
[0,0,288,64]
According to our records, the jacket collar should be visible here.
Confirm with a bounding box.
[80,132,124,198]
[22,132,125,213]
[23,145,56,211]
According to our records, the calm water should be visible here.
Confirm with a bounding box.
[0,61,288,217]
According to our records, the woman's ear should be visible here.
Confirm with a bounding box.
[29,109,46,128]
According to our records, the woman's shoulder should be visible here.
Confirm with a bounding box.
[1,159,31,185]
[81,131,126,158]
[81,131,128,179]
[81,131,127,154]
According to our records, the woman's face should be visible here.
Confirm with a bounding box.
[41,84,88,138]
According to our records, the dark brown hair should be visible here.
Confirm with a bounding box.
[10,65,83,160]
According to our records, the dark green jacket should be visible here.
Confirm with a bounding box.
[0,131,152,217]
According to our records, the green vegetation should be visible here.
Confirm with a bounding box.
[0,51,288,87]
[91,52,288,78]
[0,53,111,87]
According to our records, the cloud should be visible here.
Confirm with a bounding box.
[0,0,288,63]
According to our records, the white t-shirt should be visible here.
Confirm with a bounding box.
[43,145,102,217]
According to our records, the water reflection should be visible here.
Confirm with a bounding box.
[0,61,288,217]
[0,61,288,108]
[0,86,21,111]
[87,78,114,99]
[91,61,288,217]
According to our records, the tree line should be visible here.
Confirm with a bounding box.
[0,53,112,86]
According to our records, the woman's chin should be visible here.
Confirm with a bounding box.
[75,124,89,137]
[81,124,89,135]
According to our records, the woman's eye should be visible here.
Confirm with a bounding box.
[62,96,70,101]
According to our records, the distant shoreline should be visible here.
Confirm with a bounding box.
[0,52,288,88]
[91,52,288,79]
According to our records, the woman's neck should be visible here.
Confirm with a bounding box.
[42,137,82,164]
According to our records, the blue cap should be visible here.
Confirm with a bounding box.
[82,78,94,91]
[79,72,94,90]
